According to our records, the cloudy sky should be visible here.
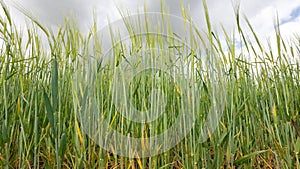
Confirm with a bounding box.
[3,0,300,50]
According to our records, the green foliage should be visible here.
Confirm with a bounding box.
[0,0,299,168]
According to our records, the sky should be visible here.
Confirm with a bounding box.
[2,0,300,53]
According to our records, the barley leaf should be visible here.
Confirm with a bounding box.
[43,88,55,133]
[233,150,268,165]
[52,56,58,112]
[59,133,67,159]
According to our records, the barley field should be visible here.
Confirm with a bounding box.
[0,1,299,168]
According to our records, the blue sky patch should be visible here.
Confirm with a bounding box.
[281,6,300,25]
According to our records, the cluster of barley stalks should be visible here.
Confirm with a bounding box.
[0,1,299,168]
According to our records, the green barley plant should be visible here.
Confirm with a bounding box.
[0,0,299,168]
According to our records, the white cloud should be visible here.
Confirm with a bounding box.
[3,0,300,51]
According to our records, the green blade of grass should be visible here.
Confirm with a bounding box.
[233,150,268,165]
[43,87,55,133]
[52,56,58,112]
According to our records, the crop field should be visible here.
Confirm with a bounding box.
[0,1,300,168]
